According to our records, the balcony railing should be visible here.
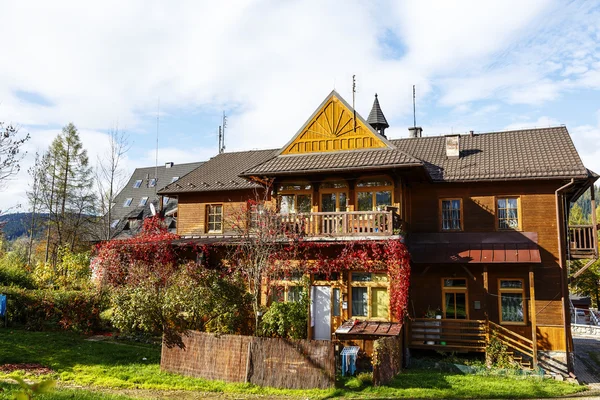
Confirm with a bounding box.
[278,210,400,237]
[569,225,598,259]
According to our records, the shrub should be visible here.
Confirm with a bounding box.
[0,250,35,289]
[260,285,309,339]
[109,262,253,346]
[0,285,107,333]
[33,247,91,290]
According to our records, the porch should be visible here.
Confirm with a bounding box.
[406,318,536,368]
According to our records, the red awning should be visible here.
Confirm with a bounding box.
[334,320,402,340]
[409,232,541,264]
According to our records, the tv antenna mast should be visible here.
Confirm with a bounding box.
[219,112,227,154]
[352,75,357,131]
[155,97,160,194]
[413,85,417,128]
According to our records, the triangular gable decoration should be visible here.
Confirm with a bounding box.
[281,91,391,155]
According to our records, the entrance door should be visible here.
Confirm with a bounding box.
[313,286,331,340]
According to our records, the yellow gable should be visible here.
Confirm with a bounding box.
[281,93,388,155]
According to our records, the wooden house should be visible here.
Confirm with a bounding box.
[158,90,598,374]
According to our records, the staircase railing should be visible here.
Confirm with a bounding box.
[488,321,536,367]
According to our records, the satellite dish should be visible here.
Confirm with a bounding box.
[150,203,156,216]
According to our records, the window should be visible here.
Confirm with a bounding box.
[139,197,148,206]
[149,178,156,187]
[163,196,170,206]
[269,274,304,304]
[356,178,393,211]
[206,204,223,233]
[110,219,119,229]
[498,279,526,324]
[320,180,348,212]
[171,176,179,183]
[123,198,133,207]
[133,180,142,188]
[442,278,468,319]
[440,199,462,231]
[497,197,520,230]
[350,272,389,319]
[278,182,312,214]
[333,288,341,317]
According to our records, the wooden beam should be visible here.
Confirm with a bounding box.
[570,258,597,280]
[529,266,538,368]
[483,266,489,321]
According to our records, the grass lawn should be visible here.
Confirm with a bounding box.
[0,329,587,399]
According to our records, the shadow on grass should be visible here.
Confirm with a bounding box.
[0,329,160,374]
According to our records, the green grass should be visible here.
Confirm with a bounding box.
[0,381,139,400]
[0,329,587,399]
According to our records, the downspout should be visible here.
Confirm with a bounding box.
[555,179,575,373]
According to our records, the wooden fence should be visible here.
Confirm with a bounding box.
[372,336,403,386]
[161,331,335,389]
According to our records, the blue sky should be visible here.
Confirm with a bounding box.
[0,0,599,211]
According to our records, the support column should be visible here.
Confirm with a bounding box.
[529,266,538,368]
[592,187,598,258]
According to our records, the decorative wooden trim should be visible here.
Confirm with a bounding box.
[497,278,527,326]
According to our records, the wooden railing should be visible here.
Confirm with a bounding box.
[407,318,487,352]
[488,321,536,366]
[278,211,398,237]
[407,319,537,367]
[569,225,597,259]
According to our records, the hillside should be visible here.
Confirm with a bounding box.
[0,212,48,241]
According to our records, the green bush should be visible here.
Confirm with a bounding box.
[109,264,253,346]
[33,247,91,290]
[260,288,309,339]
[0,285,107,333]
[0,251,35,289]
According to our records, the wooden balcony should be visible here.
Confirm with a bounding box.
[407,318,487,352]
[569,225,598,259]
[278,210,401,238]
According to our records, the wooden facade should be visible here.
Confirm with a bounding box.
[160,90,597,374]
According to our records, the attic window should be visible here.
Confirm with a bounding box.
[139,197,149,206]
[123,198,133,207]
[110,219,119,229]
[171,176,179,183]
[149,178,157,187]
[133,180,142,188]
[163,196,170,206]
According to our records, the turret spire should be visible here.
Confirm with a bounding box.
[367,93,389,137]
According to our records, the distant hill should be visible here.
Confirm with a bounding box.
[0,212,48,241]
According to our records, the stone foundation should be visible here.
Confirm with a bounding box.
[538,351,570,376]
[572,324,600,337]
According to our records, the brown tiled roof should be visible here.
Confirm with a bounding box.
[158,149,277,194]
[391,126,589,182]
[241,148,422,177]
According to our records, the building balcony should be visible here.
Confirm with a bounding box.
[276,209,403,239]
[569,225,598,260]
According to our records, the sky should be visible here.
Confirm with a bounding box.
[1,0,599,212]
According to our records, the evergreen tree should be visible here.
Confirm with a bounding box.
[38,123,95,264]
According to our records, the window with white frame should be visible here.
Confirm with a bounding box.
[133,180,142,188]
[441,199,462,231]
[139,197,148,206]
[123,198,133,207]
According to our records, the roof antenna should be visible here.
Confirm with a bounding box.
[352,75,357,131]
[222,111,227,153]
[218,126,222,154]
[413,85,416,128]
[155,97,160,195]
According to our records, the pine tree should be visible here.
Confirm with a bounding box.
[39,123,95,264]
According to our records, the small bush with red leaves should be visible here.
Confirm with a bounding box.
[0,285,106,333]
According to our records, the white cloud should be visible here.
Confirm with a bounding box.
[0,0,599,210]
